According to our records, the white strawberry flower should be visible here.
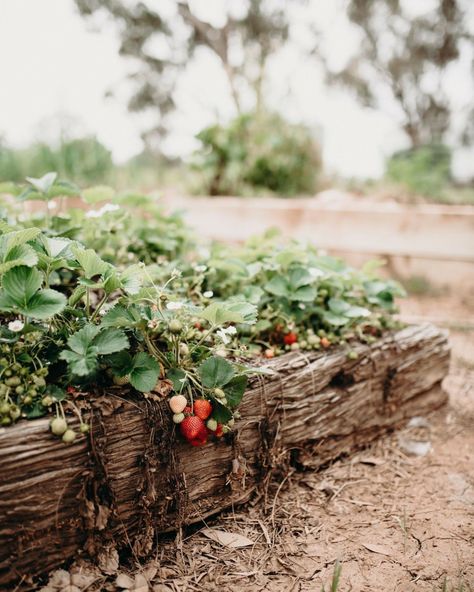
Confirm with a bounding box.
[308,267,324,278]
[85,204,120,218]
[166,301,183,311]
[216,325,237,344]
[8,320,24,332]
[203,290,214,298]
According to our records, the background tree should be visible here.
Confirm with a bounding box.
[320,0,474,148]
[74,0,291,146]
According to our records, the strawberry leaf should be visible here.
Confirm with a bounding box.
[129,352,159,392]
[224,375,247,407]
[199,356,235,388]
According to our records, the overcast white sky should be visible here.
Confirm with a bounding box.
[0,0,472,179]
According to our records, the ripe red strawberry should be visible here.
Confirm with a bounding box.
[183,405,193,415]
[189,426,208,447]
[193,399,212,420]
[215,423,224,438]
[284,332,298,345]
[180,415,207,446]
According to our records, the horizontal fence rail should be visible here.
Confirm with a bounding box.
[161,196,474,263]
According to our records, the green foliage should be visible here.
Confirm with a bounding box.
[199,356,235,389]
[194,112,321,196]
[0,137,113,184]
[0,175,404,446]
[60,325,129,377]
[386,144,452,199]
[0,266,66,319]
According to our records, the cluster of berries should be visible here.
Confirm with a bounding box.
[0,342,49,426]
[169,394,226,447]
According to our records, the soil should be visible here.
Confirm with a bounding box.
[39,297,474,592]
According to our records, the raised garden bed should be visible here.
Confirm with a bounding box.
[0,323,449,589]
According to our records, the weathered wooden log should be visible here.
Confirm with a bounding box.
[0,324,450,588]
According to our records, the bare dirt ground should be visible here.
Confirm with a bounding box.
[41,296,474,592]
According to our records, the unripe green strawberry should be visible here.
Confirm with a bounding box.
[214,388,225,398]
[50,417,68,436]
[80,423,90,433]
[42,395,53,407]
[9,405,20,420]
[173,412,185,424]
[0,402,10,414]
[168,319,183,334]
[113,375,130,386]
[5,376,21,387]
[62,429,77,444]
[206,418,218,431]
[347,350,358,360]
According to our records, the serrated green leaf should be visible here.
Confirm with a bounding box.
[26,172,57,194]
[120,264,143,295]
[42,236,73,258]
[0,219,14,234]
[211,401,233,424]
[328,298,350,315]
[67,324,100,355]
[68,285,87,306]
[345,305,371,318]
[93,328,129,355]
[199,356,235,388]
[4,227,42,250]
[199,302,249,326]
[129,352,159,392]
[288,268,313,289]
[107,350,134,377]
[0,244,38,273]
[242,285,264,304]
[167,367,187,392]
[225,301,257,324]
[322,311,349,326]
[72,246,110,279]
[102,269,122,294]
[264,275,288,297]
[1,266,42,303]
[21,289,67,319]
[60,348,99,376]
[101,304,142,328]
[291,285,316,302]
[224,375,247,407]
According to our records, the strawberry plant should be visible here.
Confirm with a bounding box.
[0,174,405,448]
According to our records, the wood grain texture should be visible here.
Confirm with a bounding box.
[0,324,450,588]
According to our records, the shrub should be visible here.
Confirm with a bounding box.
[385,144,451,198]
[194,112,321,196]
[0,136,114,184]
